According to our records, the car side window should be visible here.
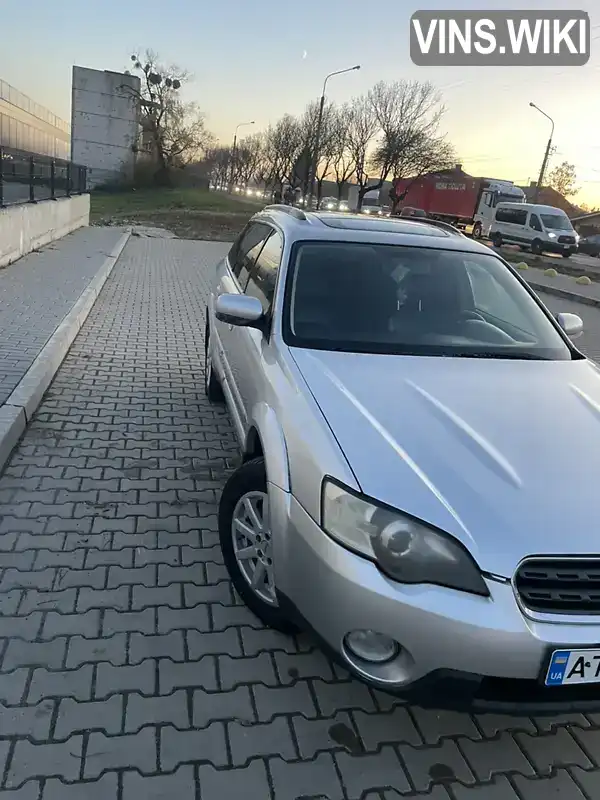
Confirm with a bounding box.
[530,214,543,232]
[245,229,284,312]
[495,207,528,225]
[228,223,272,288]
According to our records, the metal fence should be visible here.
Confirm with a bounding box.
[0,146,87,207]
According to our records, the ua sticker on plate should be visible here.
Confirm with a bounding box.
[545,649,600,686]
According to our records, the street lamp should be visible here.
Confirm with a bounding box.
[529,102,554,203]
[230,120,255,190]
[309,65,361,207]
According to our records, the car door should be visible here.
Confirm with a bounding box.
[529,212,543,242]
[226,226,284,427]
[214,222,272,426]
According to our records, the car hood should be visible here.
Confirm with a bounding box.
[291,349,600,578]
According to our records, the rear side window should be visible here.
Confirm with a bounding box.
[228,223,272,288]
[246,230,284,311]
[495,207,528,225]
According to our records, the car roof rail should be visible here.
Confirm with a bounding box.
[414,218,464,235]
[262,204,307,221]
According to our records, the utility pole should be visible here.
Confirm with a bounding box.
[229,120,255,191]
[309,65,360,209]
[529,102,554,203]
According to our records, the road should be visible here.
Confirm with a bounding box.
[483,241,600,273]
[0,238,599,798]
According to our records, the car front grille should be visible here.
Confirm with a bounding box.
[558,235,576,244]
[515,558,600,614]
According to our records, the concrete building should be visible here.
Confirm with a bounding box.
[0,79,70,159]
[71,67,141,188]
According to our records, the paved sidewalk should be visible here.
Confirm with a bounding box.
[522,265,600,308]
[1,237,600,798]
[0,227,129,407]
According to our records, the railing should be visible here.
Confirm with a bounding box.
[0,146,87,207]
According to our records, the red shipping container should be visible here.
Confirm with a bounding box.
[393,172,484,223]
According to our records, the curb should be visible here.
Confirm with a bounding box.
[525,278,600,309]
[0,229,131,472]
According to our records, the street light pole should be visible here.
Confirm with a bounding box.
[529,102,554,203]
[230,120,255,190]
[308,65,360,208]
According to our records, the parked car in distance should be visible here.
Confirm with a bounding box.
[320,196,339,211]
[578,233,600,258]
[397,206,428,219]
[205,205,600,714]
[490,202,579,257]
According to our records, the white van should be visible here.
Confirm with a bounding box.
[490,203,579,257]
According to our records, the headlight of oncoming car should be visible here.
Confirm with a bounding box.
[321,480,489,596]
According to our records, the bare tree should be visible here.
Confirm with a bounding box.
[233,133,265,186]
[204,145,232,187]
[346,95,380,208]
[367,80,448,210]
[160,100,213,167]
[261,115,304,192]
[126,50,213,185]
[296,100,337,202]
[330,105,356,200]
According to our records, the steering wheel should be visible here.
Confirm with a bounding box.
[459,310,486,322]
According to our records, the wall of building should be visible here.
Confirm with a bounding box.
[0,194,90,268]
[0,80,70,159]
[71,67,141,188]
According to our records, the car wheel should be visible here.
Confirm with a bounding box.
[204,328,224,403]
[562,250,572,258]
[491,233,502,248]
[531,239,543,255]
[219,457,296,632]
[472,222,482,239]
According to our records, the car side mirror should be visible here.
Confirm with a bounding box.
[557,312,584,340]
[215,293,264,329]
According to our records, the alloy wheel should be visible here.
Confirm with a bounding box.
[231,490,277,605]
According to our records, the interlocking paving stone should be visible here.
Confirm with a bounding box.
[1,237,600,797]
[54,695,123,739]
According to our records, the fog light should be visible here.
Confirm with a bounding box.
[344,630,399,664]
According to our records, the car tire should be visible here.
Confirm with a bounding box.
[204,327,224,403]
[562,250,573,258]
[531,239,543,255]
[491,233,502,248]
[472,222,482,239]
[219,457,296,633]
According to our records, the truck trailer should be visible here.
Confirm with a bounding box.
[391,168,526,238]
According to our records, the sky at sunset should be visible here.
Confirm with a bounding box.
[2,0,599,204]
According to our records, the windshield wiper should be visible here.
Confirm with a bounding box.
[456,352,550,360]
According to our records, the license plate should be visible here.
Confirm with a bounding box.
[545,649,600,686]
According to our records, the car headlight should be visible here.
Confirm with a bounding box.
[321,480,489,596]
[547,232,557,239]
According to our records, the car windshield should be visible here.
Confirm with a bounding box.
[284,242,574,360]
[540,214,573,231]
[496,193,523,205]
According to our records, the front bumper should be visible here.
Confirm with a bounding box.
[271,485,600,713]
[543,240,577,254]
